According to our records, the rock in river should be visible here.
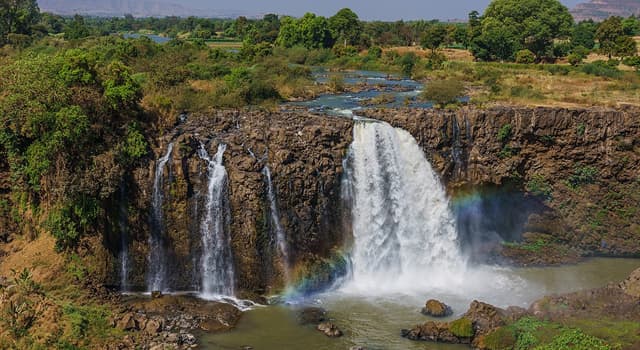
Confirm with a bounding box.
[421,299,453,317]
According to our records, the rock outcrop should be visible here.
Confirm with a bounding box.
[112,110,352,295]
[421,299,453,317]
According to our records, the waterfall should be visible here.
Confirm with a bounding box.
[119,185,130,292]
[262,166,290,282]
[148,142,174,292]
[197,143,235,298]
[344,121,466,293]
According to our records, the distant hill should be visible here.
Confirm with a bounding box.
[37,0,253,18]
[571,0,640,21]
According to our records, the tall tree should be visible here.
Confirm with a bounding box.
[472,0,573,61]
[596,16,637,58]
[421,25,447,52]
[0,0,40,44]
[329,8,361,47]
[572,20,596,49]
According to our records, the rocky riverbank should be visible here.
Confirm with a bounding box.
[402,267,640,349]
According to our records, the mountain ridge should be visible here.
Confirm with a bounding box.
[571,0,640,21]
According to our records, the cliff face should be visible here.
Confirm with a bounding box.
[364,106,640,262]
[108,110,353,294]
[96,105,640,293]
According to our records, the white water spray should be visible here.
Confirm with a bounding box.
[343,121,467,293]
[198,143,235,298]
[263,165,291,283]
[148,142,174,292]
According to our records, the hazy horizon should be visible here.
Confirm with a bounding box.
[188,0,585,20]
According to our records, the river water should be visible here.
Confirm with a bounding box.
[201,258,639,350]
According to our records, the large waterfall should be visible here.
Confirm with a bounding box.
[343,121,466,293]
[263,166,290,282]
[197,143,235,298]
[148,142,174,292]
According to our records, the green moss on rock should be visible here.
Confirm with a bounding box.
[450,317,473,338]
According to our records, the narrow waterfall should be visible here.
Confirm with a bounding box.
[148,142,174,292]
[262,166,290,282]
[119,185,130,291]
[197,143,235,297]
[344,121,466,292]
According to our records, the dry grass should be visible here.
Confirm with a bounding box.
[0,234,64,285]
[382,46,474,62]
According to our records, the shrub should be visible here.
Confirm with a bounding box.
[328,75,345,92]
[46,197,99,250]
[515,49,536,64]
[536,329,611,350]
[567,165,598,188]
[399,52,418,77]
[581,60,622,78]
[367,46,382,59]
[450,317,473,338]
[497,124,512,143]
[572,45,591,59]
[568,53,583,66]
[425,51,447,70]
[526,174,553,199]
[421,79,465,106]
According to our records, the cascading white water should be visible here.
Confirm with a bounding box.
[344,120,466,293]
[262,166,290,282]
[119,185,130,292]
[198,143,235,298]
[148,142,174,292]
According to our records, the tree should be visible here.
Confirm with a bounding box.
[65,14,91,40]
[572,20,596,49]
[473,0,573,61]
[276,13,333,49]
[329,8,361,47]
[596,16,637,58]
[0,0,40,44]
[421,25,447,52]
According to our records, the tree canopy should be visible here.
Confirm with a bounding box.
[471,0,573,61]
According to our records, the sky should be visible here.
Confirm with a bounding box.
[191,0,586,21]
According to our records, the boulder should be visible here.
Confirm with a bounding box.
[317,322,343,337]
[298,307,327,325]
[421,299,453,317]
[620,268,640,298]
[143,317,164,334]
[116,312,137,331]
[151,291,163,299]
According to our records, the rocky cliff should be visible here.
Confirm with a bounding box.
[105,110,353,295]
[94,105,640,295]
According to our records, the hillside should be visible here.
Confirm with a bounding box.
[571,0,640,21]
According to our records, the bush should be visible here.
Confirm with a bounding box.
[421,79,465,106]
[536,329,611,350]
[450,317,473,338]
[425,51,447,70]
[526,174,553,199]
[327,75,345,92]
[497,124,512,143]
[581,60,622,78]
[572,45,591,59]
[367,46,382,59]
[568,53,583,66]
[399,52,418,77]
[515,49,536,64]
[567,165,598,188]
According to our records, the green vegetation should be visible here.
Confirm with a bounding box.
[526,174,553,200]
[498,124,513,143]
[567,165,598,189]
[483,317,618,350]
[450,317,474,338]
[421,79,465,106]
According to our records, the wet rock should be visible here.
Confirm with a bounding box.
[317,322,343,337]
[350,347,367,350]
[464,300,507,334]
[179,333,197,345]
[298,307,327,325]
[401,320,469,344]
[151,291,163,299]
[421,299,453,317]
[620,268,640,298]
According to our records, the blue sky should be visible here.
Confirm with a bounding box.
[192,0,585,20]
